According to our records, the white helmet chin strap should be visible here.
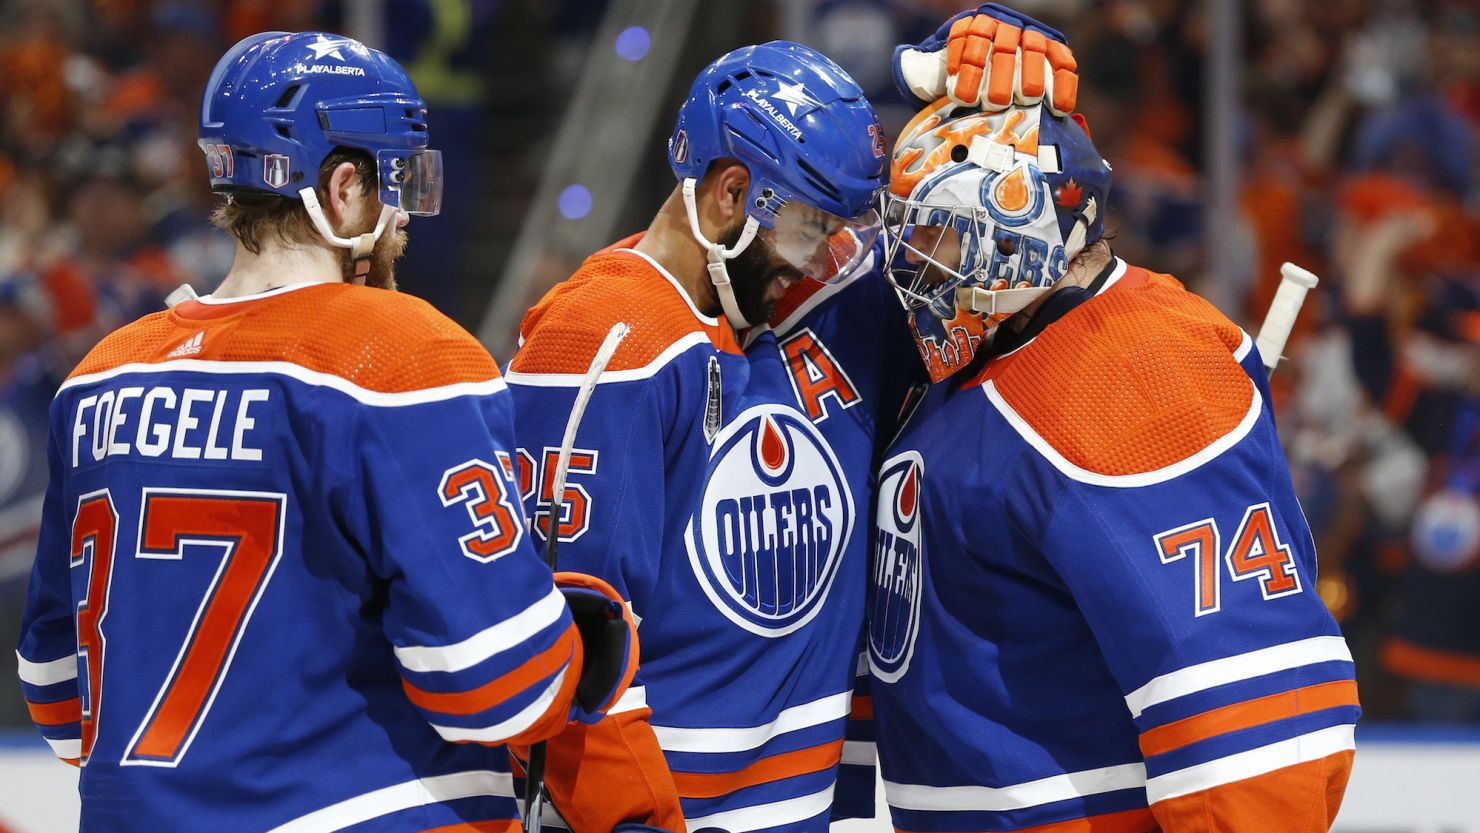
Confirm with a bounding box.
[299,186,399,280]
[956,197,1099,317]
[956,284,1051,317]
[681,177,760,328]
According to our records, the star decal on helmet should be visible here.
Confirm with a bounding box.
[773,81,818,116]
[306,39,349,62]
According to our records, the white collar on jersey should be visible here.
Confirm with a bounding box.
[193,281,327,306]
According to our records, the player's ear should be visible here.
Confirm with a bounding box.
[323,161,362,231]
[711,162,750,223]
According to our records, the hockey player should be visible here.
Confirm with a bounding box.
[505,22,1081,827]
[865,50,1360,833]
[16,32,638,833]
[506,42,894,832]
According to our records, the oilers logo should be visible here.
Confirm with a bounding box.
[685,404,853,637]
[868,451,924,683]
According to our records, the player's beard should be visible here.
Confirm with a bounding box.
[717,221,801,326]
[336,200,408,290]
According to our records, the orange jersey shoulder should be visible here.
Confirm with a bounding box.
[983,267,1254,477]
[510,247,739,376]
[69,283,499,393]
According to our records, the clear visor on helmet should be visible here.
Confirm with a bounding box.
[759,200,880,283]
[378,149,443,216]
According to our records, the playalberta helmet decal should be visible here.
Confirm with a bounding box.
[868,450,924,683]
[685,404,854,637]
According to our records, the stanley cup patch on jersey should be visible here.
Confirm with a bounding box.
[684,403,854,637]
[704,355,722,444]
[868,451,924,683]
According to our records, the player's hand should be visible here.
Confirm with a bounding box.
[892,3,1078,115]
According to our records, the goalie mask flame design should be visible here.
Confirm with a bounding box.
[881,98,1110,382]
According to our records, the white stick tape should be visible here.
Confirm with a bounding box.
[1255,262,1320,373]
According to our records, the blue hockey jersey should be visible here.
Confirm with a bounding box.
[868,260,1359,832]
[17,282,585,833]
[506,237,915,832]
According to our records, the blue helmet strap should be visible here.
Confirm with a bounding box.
[681,177,761,328]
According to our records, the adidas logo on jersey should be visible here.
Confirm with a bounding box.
[167,331,204,358]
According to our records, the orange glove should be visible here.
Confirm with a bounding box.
[893,3,1079,115]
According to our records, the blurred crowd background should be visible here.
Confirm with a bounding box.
[1,0,1478,732]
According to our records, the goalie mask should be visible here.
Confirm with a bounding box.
[881,98,1110,382]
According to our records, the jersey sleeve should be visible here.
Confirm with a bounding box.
[506,342,686,831]
[16,416,83,765]
[508,366,675,665]
[344,376,582,748]
[1012,395,1357,830]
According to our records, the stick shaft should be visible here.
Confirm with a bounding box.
[524,321,629,833]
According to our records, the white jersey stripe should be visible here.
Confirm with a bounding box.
[884,762,1147,812]
[266,769,515,833]
[430,668,567,743]
[841,740,876,766]
[1146,724,1355,804]
[506,332,714,387]
[16,651,78,687]
[652,691,850,754]
[685,784,835,832]
[395,586,566,674]
[1124,636,1354,719]
[1233,330,1254,363]
[59,359,508,408]
[608,685,647,716]
[45,737,81,759]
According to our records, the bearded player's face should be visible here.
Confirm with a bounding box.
[718,220,803,325]
[335,198,408,290]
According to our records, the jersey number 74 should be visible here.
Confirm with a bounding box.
[1153,502,1302,617]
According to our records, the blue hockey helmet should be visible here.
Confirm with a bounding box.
[671,40,886,223]
[198,32,442,229]
[880,99,1111,381]
[667,41,886,324]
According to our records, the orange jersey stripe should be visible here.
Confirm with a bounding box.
[1151,750,1353,832]
[501,632,584,748]
[1139,679,1359,758]
[671,738,844,800]
[1382,638,1480,687]
[850,695,874,720]
[896,807,1155,833]
[401,625,577,717]
[26,697,81,727]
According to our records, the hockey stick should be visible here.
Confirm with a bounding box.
[523,320,631,833]
[1255,262,1320,374]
